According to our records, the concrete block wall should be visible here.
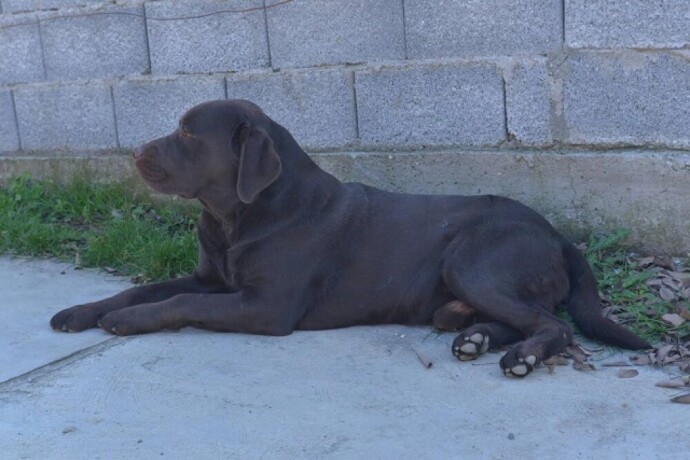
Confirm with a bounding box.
[0,0,689,251]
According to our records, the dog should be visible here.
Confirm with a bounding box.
[50,100,650,377]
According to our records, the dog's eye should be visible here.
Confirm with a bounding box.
[180,126,193,138]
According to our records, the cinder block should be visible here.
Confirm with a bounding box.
[356,64,504,147]
[40,4,148,80]
[0,90,20,152]
[146,0,268,75]
[505,60,552,145]
[405,0,562,59]
[13,82,117,150]
[0,18,44,84]
[226,69,356,150]
[2,0,104,13]
[566,0,690,48]
[266,0,405,69]
[563,52,690,148]
[113,76,225,147]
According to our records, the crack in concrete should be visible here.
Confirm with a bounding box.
[0,336,125,391]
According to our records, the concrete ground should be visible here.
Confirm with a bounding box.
[1,256,688,459]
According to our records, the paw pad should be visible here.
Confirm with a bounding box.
[452,332,489,361]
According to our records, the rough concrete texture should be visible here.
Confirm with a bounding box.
[146,0,269,75]
[2,149,689,254]
[227,69,356,150]
[563,52,690,148]
[40,4,149,80]
[1,0,104,13]
[0,256,688,459]
[505,59,552,145]
[0,20,44,85]
[266,0,405,69]
[113,76,225,147]
[13,82,117,150]
[0,153,138,185]
[356,64,505,147]
[566,0,690,49]
[405,0,562,59]
[0,90,19,152]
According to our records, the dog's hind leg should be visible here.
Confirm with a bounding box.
[432,300,475,331]
[443,258,572,377]
[451,322,523,361]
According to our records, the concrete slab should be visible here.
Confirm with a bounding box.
[0,257,131,382]
[0,257,688,459]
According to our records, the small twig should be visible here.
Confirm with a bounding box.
[412,348,433,369]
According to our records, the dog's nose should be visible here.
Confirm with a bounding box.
[132,146,145,159]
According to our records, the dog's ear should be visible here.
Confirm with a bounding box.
[235,124,282,204]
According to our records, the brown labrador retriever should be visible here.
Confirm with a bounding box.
[50,100,650,377]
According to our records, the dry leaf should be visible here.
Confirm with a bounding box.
[662,313,686,327]
[656,344,675,360]
[656,379,688,389]
[566,344,588,363]
[638,256,656,267]
[679,306,690,321]
[543,356,569,366]
[659,287,675,302]
[573,361,595,372]
[655,256,676,271]
[617,369,638,378]
[630,354,652,365]
[671,393,690,404]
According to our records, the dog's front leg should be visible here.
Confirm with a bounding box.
[97,292,295,337]
[50,276,227,333]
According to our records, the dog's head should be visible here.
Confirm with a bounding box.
[133,100,282,205]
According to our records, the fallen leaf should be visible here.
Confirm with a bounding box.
[544,356,570,366]
[637,256,656,267]
[655,256,676,271]
[659,286,675,302]
[671,393,690,404]
[566,344,588,363]
[679,306,690,321]
[661,313,686,327]
[630,354,652,365]
[617,369,638,378]
[573,361,595,372]
[656,344,675,360]
[656,379,688,389]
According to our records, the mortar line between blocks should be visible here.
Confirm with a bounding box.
[501,73,509,141]
[561,0,566,45]
[37,20,48,80]
[401,0,409,59]
[352,71,360,140]
[262,0,273,69]
[9,89,22,150]
[110,86,121,148]
[142,2,153,74]
[0,337,126,390]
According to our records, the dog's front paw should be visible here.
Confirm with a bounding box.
[50,304,102,333]
[98,307,163,336]
[452,329,490,361]
[499,345,539,378]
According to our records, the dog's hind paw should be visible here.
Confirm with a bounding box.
[500,347,539,378]
[452,331,489,361]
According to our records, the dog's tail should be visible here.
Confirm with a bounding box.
[563,243,651,350]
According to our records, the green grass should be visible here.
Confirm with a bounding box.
[1,176,687,343]
[585,229,689,342]
[0,176,198,282]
